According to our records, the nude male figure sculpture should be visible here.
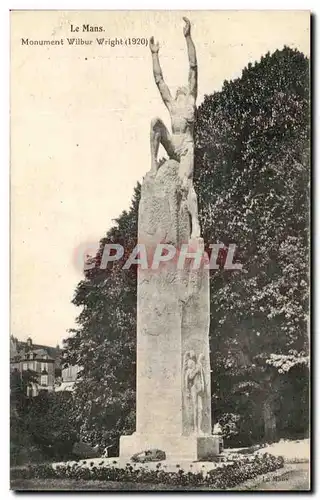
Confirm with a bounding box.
[149,17,200,239]
[183,351,206,434]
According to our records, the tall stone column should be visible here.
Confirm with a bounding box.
[120,160,221,460]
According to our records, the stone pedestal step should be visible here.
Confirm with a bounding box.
[120,433,222,461]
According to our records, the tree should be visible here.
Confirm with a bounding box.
[64,47,309,447]
[194,46,309,442]
[10,368,38,412]
[10,368,40,465]
[23,391,79,459]
[63,185,140,452]
[10,369,80,463]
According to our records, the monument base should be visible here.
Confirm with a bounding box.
[120,433,223,461]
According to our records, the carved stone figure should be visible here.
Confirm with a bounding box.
[183,350,206,435]
[120,18,221,460]
[149,17,200,239]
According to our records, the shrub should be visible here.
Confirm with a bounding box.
[11,453,284,489]
[218,413,241,440]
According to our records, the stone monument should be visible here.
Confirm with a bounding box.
[120,18,222,461]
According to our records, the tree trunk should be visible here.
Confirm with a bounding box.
[263,397,277,443]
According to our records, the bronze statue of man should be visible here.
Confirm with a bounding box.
[149,17,200,239]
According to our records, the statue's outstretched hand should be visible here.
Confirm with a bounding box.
[149,36,159,53]
[183,17,191,37]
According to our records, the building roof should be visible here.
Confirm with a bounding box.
[10,336,61,365]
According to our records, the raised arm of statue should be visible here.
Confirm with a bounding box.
[183,17,198,100]
[149,36,173,111]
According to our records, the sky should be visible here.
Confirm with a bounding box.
[11,10,310,347]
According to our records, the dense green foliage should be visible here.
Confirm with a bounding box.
[194,46,309,444]
[63,185,140,452]
[10,370,79,465]
[63,46,309,450]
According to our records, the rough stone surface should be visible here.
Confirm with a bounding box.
[138,159,190,248]
[120,159,218,460]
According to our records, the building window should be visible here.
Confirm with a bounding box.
[41,362,48,372]
[22,363,27,371]
[40,374,48,386]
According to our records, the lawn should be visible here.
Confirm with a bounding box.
[234,463,310,491]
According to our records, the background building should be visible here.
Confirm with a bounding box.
[10,335,81,396]
[10,336,61,396]
[55,364,81,393]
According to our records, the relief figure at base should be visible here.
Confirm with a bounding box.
[183,351,206,435]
